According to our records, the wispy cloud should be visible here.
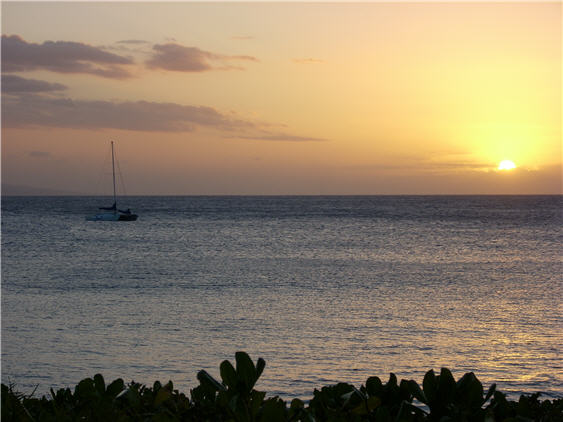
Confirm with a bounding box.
[2,94,252,132]
[2,74,67,93]
[1,35,134,79]
[231,35,255,40]
[345,158,493,173]
[292,58,325,64]
[376,161,492,172]
[146,42,258,72]
[228,132,327,142]
[116,39,150,45]
[28,151,51,158]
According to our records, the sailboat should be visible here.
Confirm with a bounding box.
[86,141,138,221]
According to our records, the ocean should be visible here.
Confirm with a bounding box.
[1,195,561,400]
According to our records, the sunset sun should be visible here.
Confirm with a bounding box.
[498,160,516,171]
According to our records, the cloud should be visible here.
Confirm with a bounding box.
[2,74,67,93]
[379,161,492,172]
[2,94,253,132]
[146,42,258,72]
[28,151,51,158]
[2,91,323,142]
[116,39,150,45]
[293,58,325,64]
[228,132,327,142]
[231,35,255,40]
[347,159,493,173]
[1,35,134,79]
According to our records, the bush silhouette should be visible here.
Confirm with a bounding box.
[2,352,562,421]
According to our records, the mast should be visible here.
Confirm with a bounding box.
[111,141,117,213]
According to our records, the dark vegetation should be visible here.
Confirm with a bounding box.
[2,352,562,421]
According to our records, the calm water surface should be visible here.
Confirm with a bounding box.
[1,196,562,400]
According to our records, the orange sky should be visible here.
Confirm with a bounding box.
[2,2,561,194]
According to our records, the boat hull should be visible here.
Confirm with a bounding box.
[86,213,137,221]
[118,214,138,221]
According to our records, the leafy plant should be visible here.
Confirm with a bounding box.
[2,353,561,422]
[406,368,497,421]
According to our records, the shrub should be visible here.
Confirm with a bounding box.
[2,352,561,421]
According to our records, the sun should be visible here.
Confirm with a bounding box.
[498,160,516,171]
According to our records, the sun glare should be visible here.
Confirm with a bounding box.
[498,160,516,171]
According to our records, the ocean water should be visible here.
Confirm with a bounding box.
[1,196,562,400]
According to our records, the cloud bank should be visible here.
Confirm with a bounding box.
[2,94,252,132]
[3,88,322,142]
[230,133,327,142]
[2,74,67,93]
[1,35,313,141]
[2,35,134,79]
[2,35,259,77]
[146,43,258,72]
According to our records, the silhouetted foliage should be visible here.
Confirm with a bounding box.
[2,352,562,421]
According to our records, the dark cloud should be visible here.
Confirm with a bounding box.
[1,35,134,79]
[146,43,258,72]
[2,94,252,132]
[2,74,67,94]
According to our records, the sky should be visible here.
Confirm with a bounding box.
[1,1,561,195]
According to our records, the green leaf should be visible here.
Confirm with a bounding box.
[228,393,240,413]
[235,352,257,391]
[456,372,483,408]
[197,370,226,392]
[261,397,287,422]
[438,368,456,404]
[344,387,365,410]
[352,395,381,415]
[93,374,105,395]
[399,379,413,401]
[396,400,421,420]
[387,373,398,390]
[250,390,266,415]
[290,398,304,409]
[483,383,496,405]
[117,387,141,408]
[366,376,383,396]
[256,357,266,381]
[423,370,437,404]
[401,401,429,418]
[408,379,427,404]
[154,387,171,406]
[106,379,125,397]
[220,360,238,389]
[75,378,95,400]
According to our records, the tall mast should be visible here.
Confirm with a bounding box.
[111,141,117,212]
